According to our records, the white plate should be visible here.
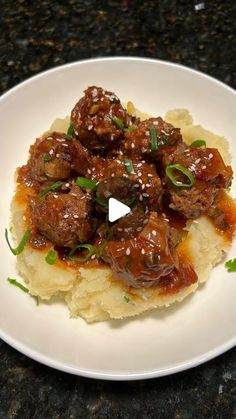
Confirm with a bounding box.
[0,57,235,380]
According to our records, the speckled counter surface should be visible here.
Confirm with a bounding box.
[0,1,236,418]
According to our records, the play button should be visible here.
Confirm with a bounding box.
[108,197,131,222]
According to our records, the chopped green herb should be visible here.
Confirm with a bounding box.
[7,278,39,305]
[38,181,63,198]
[112,115,124,129]
[124,125,137,133]
[45,249,57,265]
[34,296,40,306]
[96,238,109,258]
[149,125,158,151]
[5,228,31,255]
[124,295,131,303]
[124,159,135,174]
[7,277,29,293]
[44,153,52,162]
[225,258,236,272]
[95,196,108,208]
[127,196,136,206]
[76,177,97,190]
[69,244,96,263]
[190,139,206,148]
[165,164,195,188]
[65,123,74,140]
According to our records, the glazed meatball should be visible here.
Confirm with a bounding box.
[30,186,96,248]
[28,132,74,182]
[102,212,176,288]
[28,130,100,182]
[124,117,182,158]
[71,86,131,152]
[162,145,233,218]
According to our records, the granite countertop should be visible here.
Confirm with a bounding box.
[0,1,235,418]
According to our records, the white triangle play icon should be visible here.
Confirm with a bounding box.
[108,197,131,222]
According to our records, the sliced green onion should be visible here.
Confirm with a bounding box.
[190,139,206,148]
[225,258,236,272]
[38,181,63,197]
[95,196,108,208]
[45,249,57,265]
[7,278,39,305]
[76,177,97,190]
[69,244,96,263]
[7,277,29,293]
[112,115,124,129]
[123,159,135,174]
[124,295,131,303]
[96,238,109,258]
[124,125,138,133]
[65,123,74,141]
[127,196,136,206]
[149,125,158,151]
[165,164,195,188]
[44,153,52,162]
[5,228,31,255]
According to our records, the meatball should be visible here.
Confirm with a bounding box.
[124,117,182,158]
[95,158,163,211]
[96,176,137,209]
[28,130,100,182]
[162,145,233,218]
[30,186,96,248]
[167,181,218,219]
[28,132,75,182]
[102,212,176,288]
[71,86,131,152]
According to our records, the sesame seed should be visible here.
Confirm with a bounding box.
[49,149,54,155]
[147,174,153,177]
[64,214,69,219]
[143,193,149,197]
[137,171,142,177]
[126,247,131,255]
[141,248,145,255]
[142,184,145,190]
[202,165,206,169]
[91,254,96,259]
[137,163,142,168]
[62,143,69,147]
[195,158,201,164]
[65,183,70,187]
[23,215,26,221]
[87,169,92,174]
[131,143,135,148]
[146,184,151,187]
[73,214,79,219]
[139,195,143,201]
[152,230,157,236]
[134,184,140,188]
[209,153,213,159]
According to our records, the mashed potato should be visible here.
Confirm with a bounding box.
[11,108,234,323]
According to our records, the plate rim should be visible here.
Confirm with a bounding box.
[0,56,235,380]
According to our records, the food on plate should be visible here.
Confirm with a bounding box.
[8,86,236,322]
